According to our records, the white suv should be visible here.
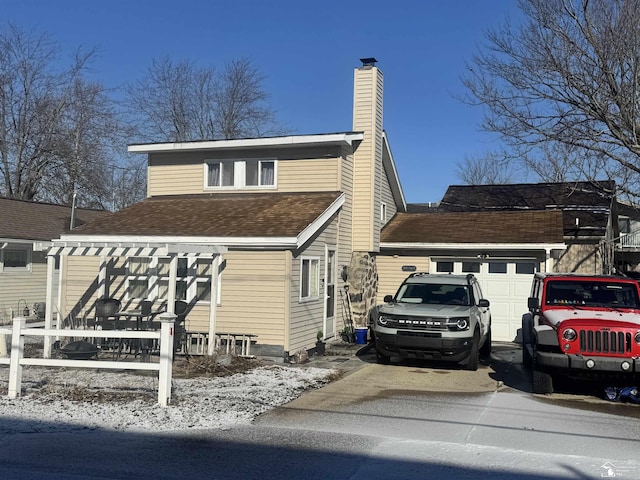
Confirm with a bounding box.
[371,273,492,370]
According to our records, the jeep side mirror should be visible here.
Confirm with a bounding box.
[527,297,539,310]
[478,299,490,308]
[384,294,394,303]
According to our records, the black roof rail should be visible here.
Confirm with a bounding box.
[408,272,429,278]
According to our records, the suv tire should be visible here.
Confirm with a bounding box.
[462,330,480,371]
[375,350,391,364]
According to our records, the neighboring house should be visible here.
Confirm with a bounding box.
[45,59,406,359]
[376,181,617,342]
[0,197,110,323]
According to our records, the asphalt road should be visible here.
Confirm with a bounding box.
[1,343,639,479]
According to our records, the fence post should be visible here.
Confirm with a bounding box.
[157,312,176,407]
[8,317,25,399]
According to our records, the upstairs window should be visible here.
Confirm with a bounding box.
[207,161,235,187]
[205,159,276,189]
[246,160,275,186]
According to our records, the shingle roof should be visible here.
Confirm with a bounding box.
[0,197,111,241]
[438,181,614,211]
[381,210,564,244]
[72,192,343,238]
[424,181,614,238]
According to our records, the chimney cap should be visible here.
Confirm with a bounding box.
[359,57,378,67]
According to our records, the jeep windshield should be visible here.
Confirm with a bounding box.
[544,280,640,308]
[395,283,470,306]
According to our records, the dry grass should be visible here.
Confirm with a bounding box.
[173,354,261,378]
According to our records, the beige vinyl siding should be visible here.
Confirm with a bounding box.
[0,249,56,322]
[147,147,342,197]
[376,255,431,304]
[380,160,398,227]
[59,255,104,320]
[214,250,288,346]
[288,216,340,353]
[352,66,384,251]
[336,145,355,333]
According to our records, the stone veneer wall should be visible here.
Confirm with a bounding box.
[347,252,378,327]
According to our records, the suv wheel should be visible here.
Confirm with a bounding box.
[375,349,391,364]
[462,330,480,371]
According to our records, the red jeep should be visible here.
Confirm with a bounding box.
[522,273,640,394]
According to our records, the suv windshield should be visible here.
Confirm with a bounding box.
[544,281,640,308]
[396,283,470,306]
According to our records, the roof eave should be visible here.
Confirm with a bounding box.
[128,133,365,153]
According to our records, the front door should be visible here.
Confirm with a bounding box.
[324,246,336,338]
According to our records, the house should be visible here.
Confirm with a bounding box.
[45,58,406,359]
[376,181,617,342]
[40,58,631,357]
[0,197,110,323]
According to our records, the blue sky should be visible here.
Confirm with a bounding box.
[3,0,522,203]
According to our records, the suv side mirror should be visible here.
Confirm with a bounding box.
[478,299,490,308]
[527,297,539,310]
[384,294,394,303]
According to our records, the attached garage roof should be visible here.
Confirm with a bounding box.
[70,192,343,239]
[381,210,565,244]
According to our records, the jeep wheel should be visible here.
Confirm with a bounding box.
[462,331,480,371]
[375,349,391,364]
[532,368,554,394]
[479,325,492,357]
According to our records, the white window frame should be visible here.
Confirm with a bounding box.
[0,243,32,273]
[300,256,321,302]
[126,256,219,304]
[204,158,277,190]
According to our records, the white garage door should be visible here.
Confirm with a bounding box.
[432,259,537,342]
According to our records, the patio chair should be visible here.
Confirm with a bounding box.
[93,297,122,353]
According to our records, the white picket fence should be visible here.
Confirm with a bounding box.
[0,315,176,406]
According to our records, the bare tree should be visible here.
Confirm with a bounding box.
[462,0,640,201]
[126,56,283,142]
[0,23,93,201]
[455,151,518,184]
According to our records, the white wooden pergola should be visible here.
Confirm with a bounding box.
[35,238,227,358]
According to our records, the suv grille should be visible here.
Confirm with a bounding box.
[385,316,447,330]
[578,330,631,354]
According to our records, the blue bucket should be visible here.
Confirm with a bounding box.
[355,327,368,345]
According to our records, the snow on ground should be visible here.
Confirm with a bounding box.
[0,363,337,434]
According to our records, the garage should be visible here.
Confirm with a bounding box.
[430,257,538,342]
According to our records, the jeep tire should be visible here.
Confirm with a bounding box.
[532,368,554,394]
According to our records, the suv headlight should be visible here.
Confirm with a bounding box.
[447,317,470,331]
[378,315,391,326]
[635,331,640,345]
